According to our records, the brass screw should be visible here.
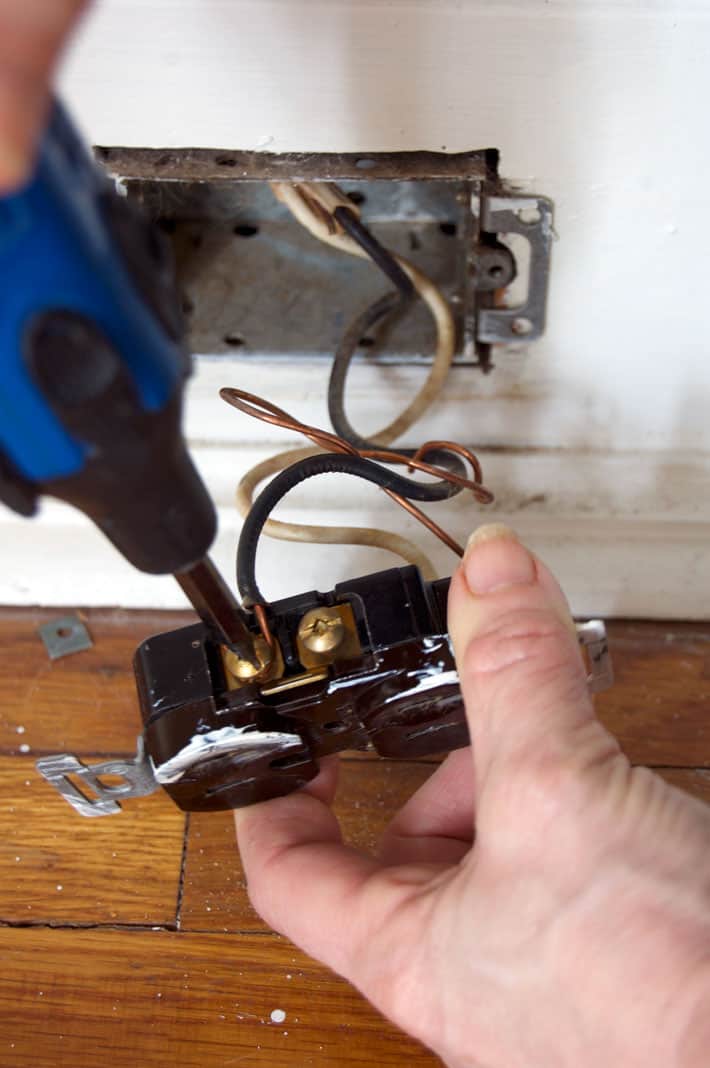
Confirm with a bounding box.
[224,636,273,682]
[298,608,345,655]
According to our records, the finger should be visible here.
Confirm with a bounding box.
[235,768,444,985]
[301,753,340,805]
[0,0,89,190]
[448,524,620,793]
[378,748,475,866]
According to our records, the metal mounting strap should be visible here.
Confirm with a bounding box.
[477,194,554,344]
[36,737,157,817]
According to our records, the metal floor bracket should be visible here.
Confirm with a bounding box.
[36,737,157,817]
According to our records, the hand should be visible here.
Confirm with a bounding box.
[0,0,89,191]
[235,524,710,1067]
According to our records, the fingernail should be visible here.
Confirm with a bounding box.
[463,523,536,594]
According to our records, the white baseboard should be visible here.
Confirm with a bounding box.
[3,441,709,620]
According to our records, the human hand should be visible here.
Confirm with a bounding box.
[235,524,710,1067]
[0,0,89,191]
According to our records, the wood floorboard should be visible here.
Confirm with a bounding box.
[0,607,708,1065]
[0,928,437,1067]
[0,756,185,927]
[181,760,434,934]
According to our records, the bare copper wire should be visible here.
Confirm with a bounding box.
[220,388,493,505]
[361,447,492,505]
[382,490,465,557]
[220,386,492,566]
[221,385,495,659]
[411,440,488,495]
[253,603,276,652]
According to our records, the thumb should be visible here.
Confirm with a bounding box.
[448,524,614,790]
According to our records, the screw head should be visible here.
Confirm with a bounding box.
[298,608,346,655]
[224,636,273,681]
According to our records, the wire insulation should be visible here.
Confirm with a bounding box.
[235,446,439,580]
[237,454,457,606]
[232,181,468,586]
[271,181,457,445]
[222,388,492,608]
[221,389,491,504]
[332,206,414,298]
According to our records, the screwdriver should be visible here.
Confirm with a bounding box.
[0,100,257,665]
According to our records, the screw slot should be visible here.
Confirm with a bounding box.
[224,334,246,348]
[298,608,346,655]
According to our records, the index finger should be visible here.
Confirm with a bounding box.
[234,766,450,990]
[0,0,89,190]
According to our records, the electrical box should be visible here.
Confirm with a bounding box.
[104,147,553,371]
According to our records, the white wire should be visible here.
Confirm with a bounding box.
[234,180,459,580]
[270,181,456,445]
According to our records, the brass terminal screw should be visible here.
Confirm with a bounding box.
[224,636,273,682]
[298,608,346,655]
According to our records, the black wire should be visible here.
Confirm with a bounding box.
[334,206,414,298]
[328,290,407,453]
[329,207,466,491]
[326,291,467,492]
[234,201,476,611]
[237,452,459,606]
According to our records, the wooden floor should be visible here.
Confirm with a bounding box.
[0,608,709,1067]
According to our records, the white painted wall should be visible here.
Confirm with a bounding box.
[4,0,710,617]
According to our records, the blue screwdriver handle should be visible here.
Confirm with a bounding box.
[0,101,216,574]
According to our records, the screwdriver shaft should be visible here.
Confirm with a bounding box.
[175,556,258,665]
